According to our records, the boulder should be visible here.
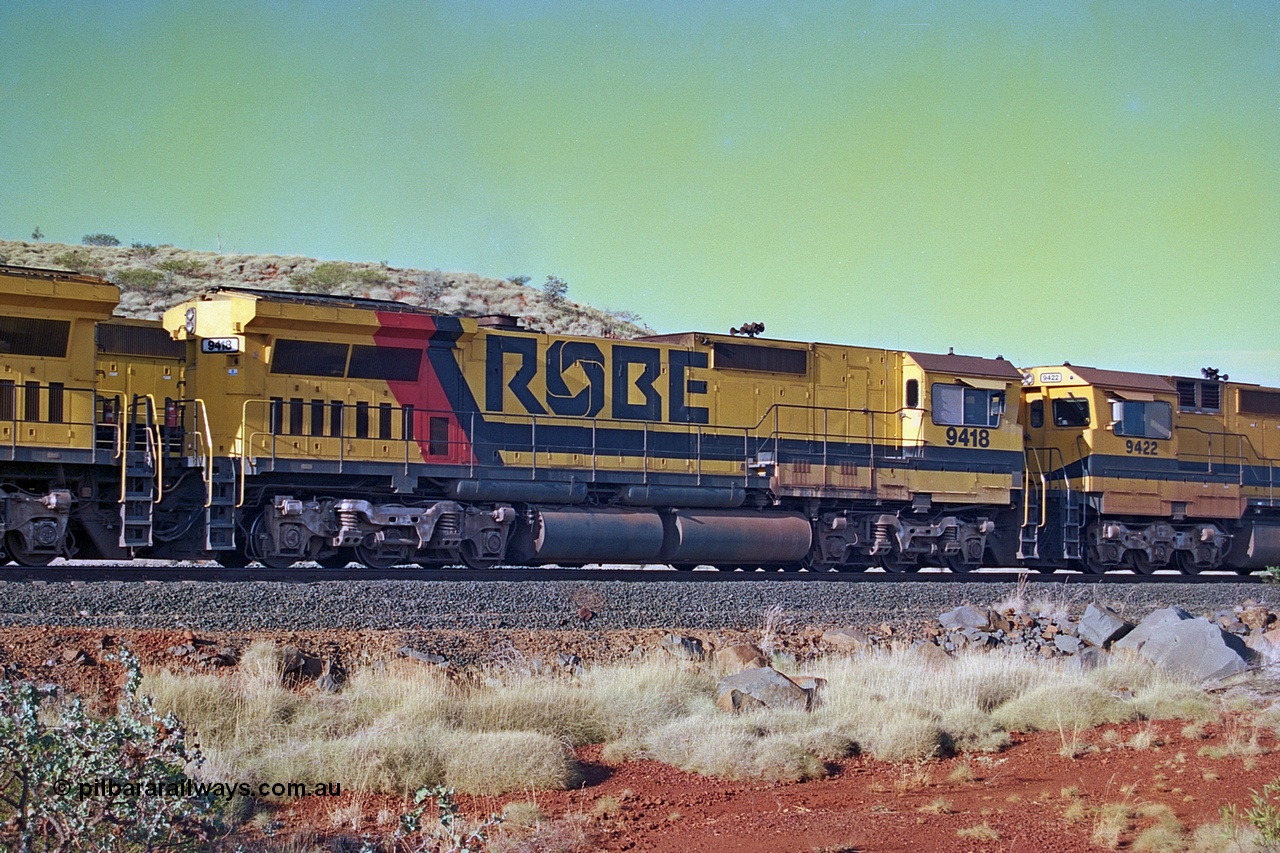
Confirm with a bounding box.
[1117,616,1251,682]
[659,633,705,661]
[1246,627,1280,663]
[1239,606,1275,633]
[282,645,325,678]
[790,675,828,708]
[938,605,992,633]
[716,688,766,714]
[395,646,448,667]
[1053,634,1083,655]
[715,667,809,712]
[1112,608,1194,654]
[1065,645,1108,672]
[714,643,768,672]
[1078,603,1133,649]
[316,659,344,693]
[821,628,872,653]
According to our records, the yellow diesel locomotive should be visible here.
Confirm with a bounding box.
[0,264,194,565]
[1019,364,1280,574]
[159,286,1023,571]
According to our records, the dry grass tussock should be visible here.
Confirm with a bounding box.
[142,641,1218,795]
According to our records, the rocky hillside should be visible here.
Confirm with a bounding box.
[0,239,652,339]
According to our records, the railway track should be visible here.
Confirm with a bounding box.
[2,563,1266,584]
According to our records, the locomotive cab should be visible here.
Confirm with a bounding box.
[1020,365,1243,573]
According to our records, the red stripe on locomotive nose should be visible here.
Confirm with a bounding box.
[373,311,475,465]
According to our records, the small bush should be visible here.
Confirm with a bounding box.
[129,242,158,259]
[1221,778,1280,848]
[542,275,568,306]
[156,258,207,278]
[82,232,121,246]
[114,268,166,291]
[291,261,355,292]
[418,269,453,303]
[0,651,220,851]
[51,249,104,275]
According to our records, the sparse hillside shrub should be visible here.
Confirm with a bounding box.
[129,242,158,260]
[114,268,166,291]
[417,269,453,303]
[0,651,220,852]
[542,275,568,306]
[156,258,207,278]
[82,233,121,246]
[353,266,391,288]
[31,226,43,241]
[507,275,531,286]
[290,261,356,293]
[51,249,104,276]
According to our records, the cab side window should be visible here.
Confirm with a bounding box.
[1111,401,1172,439]
[1029,400,1044,428]
[1052,398,1090,427]
[931,384,1002,427]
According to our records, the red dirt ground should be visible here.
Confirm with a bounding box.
[3,626,1276,852]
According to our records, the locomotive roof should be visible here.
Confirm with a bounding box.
[0,262,113,287]
[905,351,1023,380]
[1046,364,1176,394]
[206,286,442,315]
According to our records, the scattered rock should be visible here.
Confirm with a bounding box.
[715,667,809,713]
[714,643,768,672]
[715,688,766,714]
[576,607,595,622]
[1117,615,1251,682]
[659,633,704,661]
[821,627,872,652]
[316,659,344,693]
[61,648,92,666]
[1053,634,1083,655]
[1113,608,1194,654]
[1077,603,1133,649]
[790,675,828,709]
[938,605,991,633]
[281,645,326,679]
[1239,606,1274,633]
[395,646,448,667]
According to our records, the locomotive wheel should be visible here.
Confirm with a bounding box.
[248,514,296,570]
[1170,552,1201,575]
[1083,546,1111,574]
[944,554,976,574]
[458,541,500,570]
[354,543,403,570]
[1124,551,1158,575]
[5,531,56,567]
[879,546,918,573]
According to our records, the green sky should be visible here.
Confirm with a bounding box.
[1,1,1276,382]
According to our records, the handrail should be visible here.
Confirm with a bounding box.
[144,395,163,504]
[222,396,995,492]
[196,399,214,508]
